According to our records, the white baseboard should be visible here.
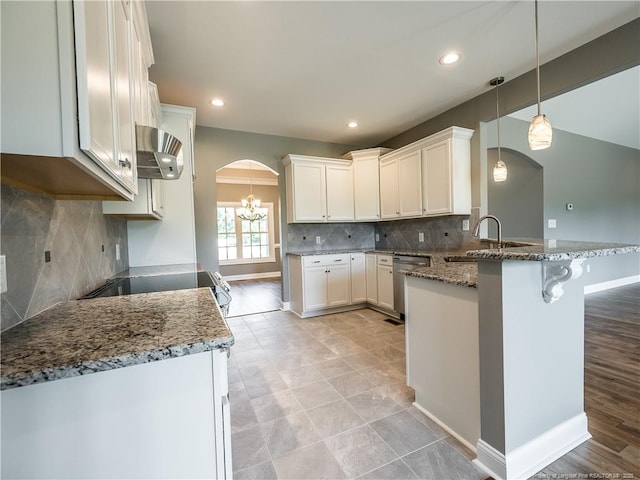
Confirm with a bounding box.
[474,413,591,480]
[585,275,639,294]
[412,402,476,453]
[223,271,281,282]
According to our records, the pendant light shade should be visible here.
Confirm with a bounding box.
[490,76,507,182]
[493,160,508,182]
[528,114,553,150]
[528,0,552,150]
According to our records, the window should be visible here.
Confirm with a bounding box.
[217,202,275,264]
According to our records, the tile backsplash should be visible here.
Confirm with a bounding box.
[1,185,129,331]
[287,223,376,252]
[286,209,481,254]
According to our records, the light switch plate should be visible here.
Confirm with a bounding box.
[462,219,470,231]
[315,236,321,245]
[548,219,557,228]
[116,243,121,261]
[418,232,425,242]
[375,234,380,242]
[0,255,7,294]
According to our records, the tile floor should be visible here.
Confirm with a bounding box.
[227,308,487,479]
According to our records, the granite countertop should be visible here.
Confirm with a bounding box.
[1,288,234,390]
[465,240,640,261]
[286,248,433,258]
[400,251,477,288]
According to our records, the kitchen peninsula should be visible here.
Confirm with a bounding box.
[1,286,234,479]
[403,240,640,480]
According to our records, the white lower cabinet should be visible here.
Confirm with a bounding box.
[289,253,368,318]
[365,253,378,304]
[376,255,394,311]
[350,253,366,304]
[1,350,231,479]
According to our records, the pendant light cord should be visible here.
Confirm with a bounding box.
[535,0,542,116]
[496,81,501,163]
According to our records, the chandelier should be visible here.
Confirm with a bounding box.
[237,162,266,222]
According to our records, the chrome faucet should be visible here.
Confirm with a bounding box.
[472,215,503,247]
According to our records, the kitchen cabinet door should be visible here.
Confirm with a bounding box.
[377,264,394,311]
[350,253,366,304]
[327,264,350,307]
[325,165,354,222]
[303,265,329,311]
[422,139,451,215]
[111,0,137,193]
[398,150,422,216]
[290,162,326,222]
[353,155,380,220]
[74,0,118,176]
[379,159,399,219]
[365,254,378,304]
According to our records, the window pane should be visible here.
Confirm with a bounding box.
[218,248,227,260]
[227,248,237,260]
[260,233,268,245]
[242,234,251,246]
[261,245,269,257]
[252,245,261,258]
[218,235,227,247]
[228,234,237,247]
[242,246,251,258]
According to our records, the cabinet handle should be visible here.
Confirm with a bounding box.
[312,260,321,264]
[118,158,132,169]
[334,259,342,262]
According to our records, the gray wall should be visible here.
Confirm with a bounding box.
[487,147,544,240]
[216,182,282,277]
[193,125,363,301]
[0,185,129,331]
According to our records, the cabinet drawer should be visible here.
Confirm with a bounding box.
[303,254,350,267]
[377,255,393,266]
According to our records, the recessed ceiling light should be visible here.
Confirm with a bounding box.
[210,98,225,107]
[439,52,461,65]
[347,121,358,128]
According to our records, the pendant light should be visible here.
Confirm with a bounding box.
[528,0,552,150]
[490,76,507,182]
[237,161,267,222]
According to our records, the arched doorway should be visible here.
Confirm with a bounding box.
[215,159,282,317]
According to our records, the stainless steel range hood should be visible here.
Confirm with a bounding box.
[135,125,183,179]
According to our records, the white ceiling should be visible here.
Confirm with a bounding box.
[146,1,639,146]
[508,65,640,149]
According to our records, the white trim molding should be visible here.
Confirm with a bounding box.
[412,402,476,453]
[474,413,591,480]
[585,275,640,294]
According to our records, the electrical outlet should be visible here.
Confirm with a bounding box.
[462,219,470,231]
[375,234,380,242]
[586,264,591,273]
[44,251,51,263]
[418,232,425,242]
[548,219,557,228]
[315,236,321,245]
[116,243,121,261]
[0,255,7,294]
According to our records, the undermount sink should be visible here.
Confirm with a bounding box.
[477,239,538,249]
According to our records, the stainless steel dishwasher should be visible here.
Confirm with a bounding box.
[393,255,430,320]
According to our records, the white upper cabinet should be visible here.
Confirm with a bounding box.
[380,126,473,219]
[421,127,473,216]
[102,179,164,220]
[283,155,354,223]
[343,148,391,221]
[0,0,153,200]
[379,149,422,219]
[325,165,354,222]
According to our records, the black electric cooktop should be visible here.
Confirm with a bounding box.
[80,271,215,299]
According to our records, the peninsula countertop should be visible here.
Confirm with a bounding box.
[465,240,640,261]
[1,287,234,390]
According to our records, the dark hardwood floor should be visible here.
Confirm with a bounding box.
[226,278,282,317]
[535,283,640,477]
